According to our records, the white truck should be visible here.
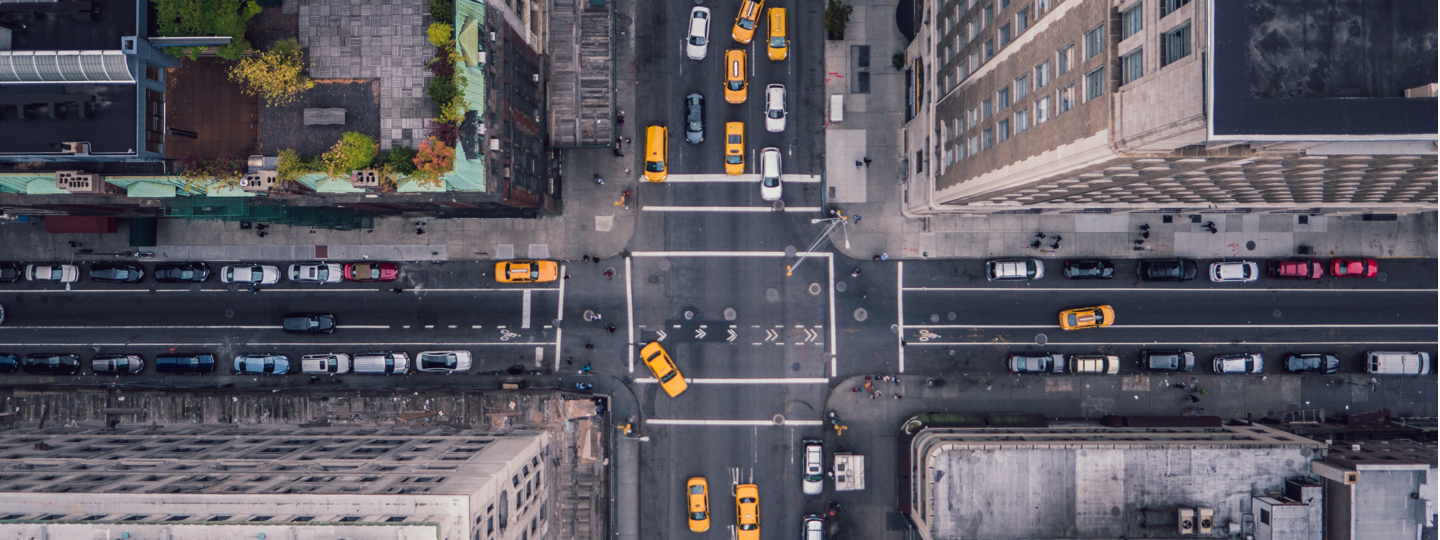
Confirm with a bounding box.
[833,452,864,491]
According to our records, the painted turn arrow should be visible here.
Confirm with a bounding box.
[656,329,667,341]
[764,329,779,341]
[803,328,818,342]
[727,329,737,342]
[695,327,707,339]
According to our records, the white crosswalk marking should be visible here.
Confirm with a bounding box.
[650,174,821,183]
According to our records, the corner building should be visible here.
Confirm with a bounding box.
[902,0,1437,215]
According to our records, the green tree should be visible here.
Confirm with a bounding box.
[823,0,853,40]
[386,146,420,175]
[412,137,454,187]
[321,132,378,179]
[275,149,318,184]
[227,39,315,107]
[151,0,262,60]
[429,0,454,22]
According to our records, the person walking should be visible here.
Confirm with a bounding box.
[605,323,616,333]
[851,268,862,277]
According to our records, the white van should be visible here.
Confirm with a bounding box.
[1068,354,1119,375]
[301,353,351,375]
[353,352,409,375]
[1365,351,1430,375]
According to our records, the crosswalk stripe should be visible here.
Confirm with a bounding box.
[641,206,821,213]
[652,174,822,183]
[635,377,829,384]
[646,419,826,426]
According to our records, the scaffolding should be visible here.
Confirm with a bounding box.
[164,198,374,230]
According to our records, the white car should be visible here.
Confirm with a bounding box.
[759,147,782,201]
[288,262,343,284]
[24,264,78,283]
[803,514,825,540]
[764,84,786,132]
[1210,261,1259,282]
[416,350,474,373]
[685,7,711,60]
[802,439,823,495]
[1213,353,1263,374]
[220,264,280,285]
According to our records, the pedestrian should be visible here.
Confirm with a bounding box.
[873,390,881,399]
[68,241,81,248]
[1053,235,1062,243]
[894,394,902,399]
[853,215,862,224]
[583,255,591,262]
[415,226,425,235]
[863,157,872,166]
[625,137,632,144]
[1141,231,1150,239]
[605,323,616,333]
[1176,383,1189,391]
[593,313,602,321]
[1035,232,1046,239]
[870,391,877,400]
[392,287,404,293]
[1030,240,1042,249]
[564,274,571,280]
[855,160,863,169]
[1139,223,1150,231]
[594,174,605,185]
[1135,239,1145,245]
[91,346,101,352]
[584,343,594,349]
[1208,227,1218,235]
[257,231,268,238]
[864,381,873,391]
[851,268,862,277]
[1188,395,1200,403]
[603,269,614,279]
[880,253,889,261]
[249,284,259,294]
[852,387,860,392]
[894,377,901,386]
[567,357,574,366]
[593,257,601,264]
[1051,241,1061,250]
[873,255,882,261]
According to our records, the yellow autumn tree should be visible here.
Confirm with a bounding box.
[412,137,455,188]
[227,38,315,107]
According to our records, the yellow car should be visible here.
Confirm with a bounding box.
[735,483,760,540]
[731,0,764,43]
[725,122,744,175]
[640,342,688,397]
[644,125,668,182]
[686,477,710,532]
[1059,305,1115,330]
[724,49,748,104]
[766,8,787,60]
[495,260,558,283]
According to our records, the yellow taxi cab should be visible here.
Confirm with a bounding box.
[495,260,558,283]
[731,0,764,43]
[724,49,748,104]
[1059,305,1114,330]
[724,122,744,175]
[640,342,688,397]
[766,8,787,60]
[644,125,668,182]
[686,477,710,532]
[735,483,760,540]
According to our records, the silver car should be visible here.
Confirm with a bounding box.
[764,84,786,132]
[220,265,280,285]
[1213,353,1263,374]
[685,7,711,60]
[416,350,473,374]
[289,262,343,284]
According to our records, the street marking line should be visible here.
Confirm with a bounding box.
[654,174,822,183]
[635,377,830,384]
[12,342,562,347]
[556,263,567,372]
[828,254,837,377]
[901,324,1439,329]
[630,251,832,258]
[897,261,906,373]
[625,256,636,374]
[0,325,390,330]
[901,287,1438,293]
[6,288,563,294]
[521,289,532,329]
[907,340,1440,346]
[646,419,826,427]
[641,206,822,213]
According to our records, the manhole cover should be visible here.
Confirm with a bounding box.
[225,309,234,318]
[930,314,940,323]
[658,259,671,271]
[1273,309,1282,318]
[1036,333,1048,345]
[772,414,785,425]
[766,288,780,302]
[808,283,821,295]
[854,308,868,321]
[785,246,797,257]
[890,324,899,333]
[835,282,847,292]
[792,362,801,371]
[772,200,785,211]
[1246,241,1256,250]
[647,275,661,284]
[790,136,800,147]
[724,308,737,320]
[684,310,694,320]
[947,312,956,321]
[552,319,563,327]
[1377,272,1387,282]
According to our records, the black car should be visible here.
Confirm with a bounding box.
[0,262,21,283]
[1285,353,1341,374]
[1141,350,1196,372]
[0,353,19,373]
[1062,259,1115,279]
[92,354,145,375]
[283,313,337,334]
[684,93,705,144]
[155,354,216,373]
[89,262,145,283]
[154,262,211,283]
[21,353,81,375]
[1137,259,1198,281]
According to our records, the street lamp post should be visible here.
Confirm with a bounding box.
[787,213,850,277]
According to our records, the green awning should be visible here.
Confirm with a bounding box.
[25,178,69,195]
[206,184,255,197]
[127,181,177,198]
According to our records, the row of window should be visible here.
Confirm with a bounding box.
[1120,23,1192,86]
[939,66,1105,167]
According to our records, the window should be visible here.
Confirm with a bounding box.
[1085,67,1105,100]
[984,38,994,59]
[944,73,953,93]
[1036,96,1050,123]
[982,128,993,149]
[1017,6,1029,32]
[1015,74,1029,99]
[998,119,1010,142]
[1161,24,1191,66]
[145,89,165,153]
[1035,60,1049,87]
[952,118,960,140]
[145,65,161,82]
[970,51,980,72]
[970,18,980,37]
[958,25,967,44]
[1057,45,1074,74]
[1159,0,1190,18]
[982,98,992,119]
[1000,0,1010,7]
[960,61,969,81]
[1121,49,1143,84]
[1084,25,1104,60]
[1015,108,1029,133]
[997,86,1010,109]
[1122,4,1143,39]
[967,107,978,129]
[1058,84,1074,113]
[1259,508,1270,525]
[983,3,993,26]
[999,23,1012,46]
[1037,0,1049,15]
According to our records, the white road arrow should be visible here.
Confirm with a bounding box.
[727,329,737,342]
[656,329,667,341]
[804,328,818,342]
[764,329,778,341]
[695,328,707,339]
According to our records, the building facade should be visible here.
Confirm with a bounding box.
[901,0,1437,216]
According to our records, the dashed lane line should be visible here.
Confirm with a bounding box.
[901,287,1436,293]
[641,206,822,213]
[901,324,1437,329]
[907,340,1437,347]
[6,342,561,347]
[646,419,826,427]
[635,377,829,384]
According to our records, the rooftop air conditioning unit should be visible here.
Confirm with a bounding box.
[240,170,278,192]
[60,142,90,155]
[55,171,116,194]
[1197,508,1214,534]
[350,169,381,189]
[1178,509,1195,535]
[477,51,486,66]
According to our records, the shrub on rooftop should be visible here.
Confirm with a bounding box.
[320,132,378,180]
[412,137,455,188]
[228,38,315,107]
[152,0,262,60]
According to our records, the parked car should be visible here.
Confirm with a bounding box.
[0,353,20,373]
[353,352,409,375]
[300,353,351,375]
[987,259,1044,281]
[687,477,710,532]
[155,354,216,373]
[288,262,343,284]
[495,260,559,283]
[153,262,211,283]
[220,265,280,285]
[1007,353,1064,373]
[89,262,145,283]
[1210,261,1259,283]
[802,515,824,540]
[22,353,81,375]
[685,93,705,144]
[282,313,337,334]
[0,262,22,283]
[1062,259,1114,279]
[1284,353,1340,374]
[1068,354,1120,375]
[1365,351,1430,375]
[759,147,782,201]
[1137,259,1198,281]
[1331,258,1378,278]
[91,354,144,375]
[764,84,786,132]
[685,7,711,60]
[0,304,4,325]
[25,264,78,283]
[1059,305,1114,330]
[1142,350,1196,372]
[640,342,688,397]
[802,439,823,495]
[735,483,760,540]
[1267,259,1323,279]
[415,350,473,373]
[234,353,290,375]
[344,262,399,282]
[1213,353,1263,373]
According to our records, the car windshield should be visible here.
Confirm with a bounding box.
[740,524,757,530]
[526,263,540,279]
[729,134,741,144]
[763,176,779,187]
[768,107,782,119]
[739,17,755,30]
[770,36,785,47]
[689,120,702,131]
[421,353,457,369]
[659,370,678,383]
[728,80,743,91]
[727,155,743,164]
[690,34,705,45]
[646,160,665,173]
[691,512,706,520]
[690,485,704,494]
[1290,356,1320,369]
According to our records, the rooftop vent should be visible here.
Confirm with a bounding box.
[239,170,278,193]
[55,171,118,194]
[350,169,381,189]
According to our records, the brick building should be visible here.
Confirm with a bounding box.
[901,0,1437,216]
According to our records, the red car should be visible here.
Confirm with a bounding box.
[1268,259,1324,279]
[343,262,399,282]
[1330,258,1378,278]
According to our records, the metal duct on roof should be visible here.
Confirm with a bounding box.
[0,50,134,84]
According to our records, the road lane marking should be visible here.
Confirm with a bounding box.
[900,324,1438,329]
[901,287,1437,293]
[907,340,1438,346]
[646,419,825,426]
[556,263,567,372]
[630,251,832,258]
[0,325,392,330]
[897,261,905,373]
[641,206,822,213]
[0,288,562,294]
[625,256,635,374]
[6,342,562,347]
[654,174,822,183]
[635,377,829,384]
[521,289,532,329]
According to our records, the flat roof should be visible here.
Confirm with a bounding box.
[1211,0,1438,138]
[11,0,137,51]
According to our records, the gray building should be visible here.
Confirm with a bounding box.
[901,0,1437,215]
